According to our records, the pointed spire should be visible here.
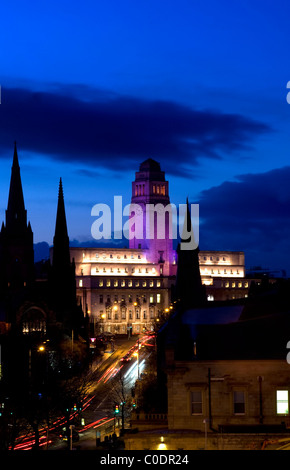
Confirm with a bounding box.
[54,178,68,239]
[179,197,198,250]
[174,199,206,310]
[0,143,34,288]
[13,141,20,168]
[52,178,70,268]
[6,142,27,230]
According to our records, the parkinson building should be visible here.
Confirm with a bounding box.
[71,159,250,337]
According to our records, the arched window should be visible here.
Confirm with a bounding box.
[22,307,47,335]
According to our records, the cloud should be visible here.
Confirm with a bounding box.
[197,166,290,274]
[0,85,271,176]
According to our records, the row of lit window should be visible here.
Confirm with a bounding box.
[98,293,161,304]
[22,321,46,334]
[200,256,228,262]
[103,309,156,321]
[201,268,241,275]
[79,278,162,288]
[94,253,144,260]
[224,281,248,288]
[103,324,146,333]
[134,184,166,197]
[191,390,289,416]
[93,266,156,274]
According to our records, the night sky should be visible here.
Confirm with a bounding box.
[0,0,290,275]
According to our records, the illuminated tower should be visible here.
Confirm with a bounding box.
[129,158,174,275]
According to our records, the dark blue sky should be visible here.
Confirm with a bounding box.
[1,0,290,275]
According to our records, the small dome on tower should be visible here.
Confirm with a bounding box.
[139,158,161,172]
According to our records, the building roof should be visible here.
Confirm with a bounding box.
[139,158,161,172]
[194,311,290,360]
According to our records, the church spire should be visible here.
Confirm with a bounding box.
[52,178,70,268]
[0,143,34,289]
[174,199,206,310]
[6,141,27,230]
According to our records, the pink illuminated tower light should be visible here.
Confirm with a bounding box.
[129,158,175,276]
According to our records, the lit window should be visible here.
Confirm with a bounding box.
[106,280,111,287]
[79,279,83,287]
[277,391,289,415]
[157,294,161,303]
[128,280,132,287]
[233,391,245,414]
[150,295,154,303]
[191,391,202,415]
[99,280,103,287]
[232,282,236,288]
[156,281,161,287]
[114,280,118,287]
[143,281,147,287]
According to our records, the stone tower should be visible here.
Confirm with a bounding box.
[129,158,175,275]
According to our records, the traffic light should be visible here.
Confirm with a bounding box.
[114,404,120,414]
[132,399,136,408]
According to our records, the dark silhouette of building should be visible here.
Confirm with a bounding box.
[0,144,85,340]
[49,178,84,335]
[174,198,206,311]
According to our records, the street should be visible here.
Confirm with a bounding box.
[13,333,154,450]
